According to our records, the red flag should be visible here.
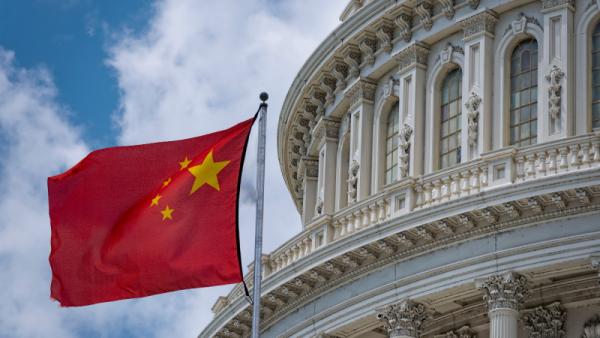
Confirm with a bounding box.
[48,117,255,306]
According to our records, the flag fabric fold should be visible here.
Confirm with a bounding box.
[48,117,255,306]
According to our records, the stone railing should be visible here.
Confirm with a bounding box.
[212,133,600,316]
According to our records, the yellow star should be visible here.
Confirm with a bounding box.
[161,205,174,220]
[179,156,192,170]
[188,150,230,194]
[150,194,162,207]
[162,177,172,188]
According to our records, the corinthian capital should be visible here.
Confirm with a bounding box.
[377,299,429,338]
[523,302,566,338]
[477,272,529,312]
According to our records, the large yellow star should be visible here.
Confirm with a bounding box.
[161,205,174,220]
[188,150,230,194]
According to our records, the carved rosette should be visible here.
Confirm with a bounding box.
[415,0,433,31]
[347,160,360,203]
[582,315,600,338]
[460,10,498,40]
[377,299,429,338]
[396,42,430,73]
[523,302,566,338]
[465,92,482,147]
[398,123,413,178]
[545,64,564,121]
[478,272,529,312]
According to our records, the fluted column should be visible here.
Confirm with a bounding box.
[477,272,529,338]
[376,299,429,338]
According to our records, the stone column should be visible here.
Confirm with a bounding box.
[376,299,429,338]
[460,10,498,159]
[313,117,340,217]
[540,0,575,141]
[394,42,430,179]
[299,156,318,224]
[477,272,529,338]
[344,79,376,202]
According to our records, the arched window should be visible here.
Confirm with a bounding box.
[510,39,538,146]
[592,23,600,129]
[439,68,462,169]
[384,102,399,185]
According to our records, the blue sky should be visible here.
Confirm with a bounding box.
[0,1,346,337]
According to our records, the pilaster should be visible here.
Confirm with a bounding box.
[345,79,376,202]
[477,272,529,338]
[299,156,318,224]
[539,0,575,142]
[376,299,430,338]
[460,10,498,160]
[313,117,340,217]
[395,42,430,179]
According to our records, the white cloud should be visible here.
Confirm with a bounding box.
[0,0,346,337]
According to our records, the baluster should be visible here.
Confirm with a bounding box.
[480,165,488,187]
[332,219,341,240]
[526,154,536,177]
[339,217,347,237]
[537,151,547,176]
[377,200,386,221]
[547,149,557,173]
[369,204,377,224]
[559,147,569,169]
[423,182,433,206]
[461,171,471,194]
[414,184,424,208]
[442,177,451,201]
[450,174,461,198]
[570,144,581,168]
[303,237,312,255]
[354,210,362,231]
[593,141,600,162]
[516,156,525,179]
[581,143,591,166]
[384,198,391,219]
[361,207,370,227]
[432,179,442,203]
[470,168,480,191]
[346,214,355,234]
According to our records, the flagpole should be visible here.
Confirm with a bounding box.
[252,92,268,338]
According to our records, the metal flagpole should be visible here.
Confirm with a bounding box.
[252,92,268,338]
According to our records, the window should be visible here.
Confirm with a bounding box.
[592,23,600,129]
[440,68,462,169]
[385,102,399,185]
[510,39,538,146]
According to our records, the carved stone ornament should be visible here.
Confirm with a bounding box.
[359,34,377,68]
[331,60,348,94]
[438,0,455,19]
[541,0,575,11]
[460,10,498,40]
[314,196,324,216]
[347,160,360,203]
[298,156,319,181]
[468,0,480,9]
[396,42,430,73]
[394,8,413,42]
[376,19,395,53]
[545,64,565,121]
[345,79,377,108]
[343,45,362,79]
[440,44,453,65]
[398,123,413,178]
[465,92,482,147]
[415,0,433,31]
[383,77,400,98]
[478,272,529,312]
[376,299,429,338]
[434,325,477,338]
[319,74,336,107]
[582,315,600,338]
[523,302,566,338]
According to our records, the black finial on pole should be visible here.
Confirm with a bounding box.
[260,92,269,104]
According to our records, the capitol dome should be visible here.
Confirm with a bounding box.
[201,0,600,337]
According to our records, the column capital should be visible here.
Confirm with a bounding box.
[477,272,529,312]
[540,0,574,12]
[313,117,340,143]
[523,302,566,338]
[298,156,319,179]
[394,42,430,73]
[376,299,430,338]
[344,78,377,109]
[460,10,498,41]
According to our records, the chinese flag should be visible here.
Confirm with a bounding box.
[48,117,255,306]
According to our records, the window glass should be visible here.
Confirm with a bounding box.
[510,39,538,146]
[440,68,462,169]
[385,102,400,184]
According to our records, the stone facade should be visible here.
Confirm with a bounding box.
[201,0,600,337]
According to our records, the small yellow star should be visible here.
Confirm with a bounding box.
[162,177,172,188]
[179,156,192,170]
[150,194,162,207]
[160,205,174,220]
[188,150,230,194]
